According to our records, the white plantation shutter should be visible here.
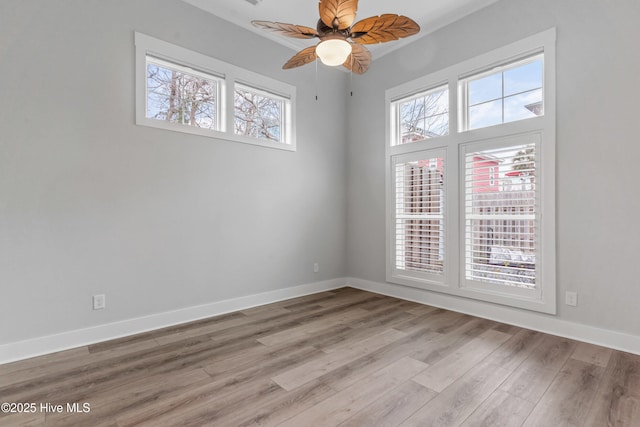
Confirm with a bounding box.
[393,152,445,278]
[463,140,538,289]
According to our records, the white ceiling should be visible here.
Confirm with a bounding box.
[183,0,500,60]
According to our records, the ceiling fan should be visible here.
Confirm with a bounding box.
[251,0,420,74]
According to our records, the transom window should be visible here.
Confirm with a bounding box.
[393,85,449,145]
[234,84,285,143]
[146,56,220,130]
[135,33,296,151]
[460,54,543,131]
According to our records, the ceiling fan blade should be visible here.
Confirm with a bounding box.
[283,46,318,69]
[252,20,319,39]
[319,0,358,30]
[350,14,420,44]
[343,43,371,74]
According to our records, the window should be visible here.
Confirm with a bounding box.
[391,151,446,284]
[391,85,449,146]
[386,29,556,313]
[460,54,543,131]
[146,56,220,130]
[463,136,538,293]
[234,84,285,143]
[135,33,296,151]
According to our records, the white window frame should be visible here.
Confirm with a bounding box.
[135,32,296,151]
[385,28,556,314]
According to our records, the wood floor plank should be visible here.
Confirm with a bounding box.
[499,334,577,404]
[412,329,511,392]
[394,309,471,335]
[272,328,407,391]
[522,358,605,426]
[0,409,46,427]
[41,368,212,427]
[116,346,321,426]
[0,347,90,388]
[316,304,421,354]
[460,388,534,427]
[256,308,370,347]
[338,380,437,427]
[230,380,335,427]
[318,327,442,392]
[400,359,513,427]
[584,351,640,427]
[484,328,545,372]
[403,303,441,316]
[571,341,613,368]
[278,356,429,427]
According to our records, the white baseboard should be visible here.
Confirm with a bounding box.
[0,279,345,365]
[4,276,639,364]
[347,277,640,356]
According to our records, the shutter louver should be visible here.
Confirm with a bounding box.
[464,143,537,288]
[394,156,445,275]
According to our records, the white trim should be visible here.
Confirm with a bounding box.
[347,277,640,356]
[3,278,640,364]
[135,32,297,151]
[0,279,344,365]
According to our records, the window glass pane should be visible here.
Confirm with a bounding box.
[504,60,543,97]
[423,113,449,138]
[234,86,283,143]
[464,143,537,289]
[462,54,544,132]
[395,155,445,274]
[468,99,502,130]
[468,73,502,106]
[504,89,543,123]
[398,87,448,144]
[146,61,218,129]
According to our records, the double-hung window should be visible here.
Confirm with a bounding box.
[386,29,556,313]
[135,33,296,151]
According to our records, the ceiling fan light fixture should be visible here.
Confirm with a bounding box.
[316,39,352,66]
[252,0,420,74]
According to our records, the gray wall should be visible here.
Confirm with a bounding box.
[347,0,640,336]
[3,0,639,348]
[0,0,348,344]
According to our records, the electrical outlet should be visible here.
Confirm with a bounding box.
[565,291,577,307]
[313,263,319,273]
[93,294,106,310]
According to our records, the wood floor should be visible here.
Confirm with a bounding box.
[1,288,639,426]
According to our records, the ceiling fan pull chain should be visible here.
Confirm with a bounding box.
[350,54,353,97]
[315,59,319,101]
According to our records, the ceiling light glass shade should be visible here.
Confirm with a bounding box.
[316,39,352,66]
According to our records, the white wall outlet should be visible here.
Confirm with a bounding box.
[313,263,319,273]
[565,291,578,307]
[93,294,106,310]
